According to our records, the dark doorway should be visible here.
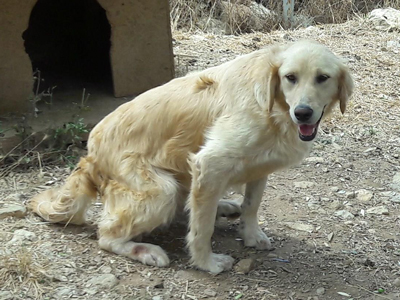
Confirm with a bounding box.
[23,0,112,93]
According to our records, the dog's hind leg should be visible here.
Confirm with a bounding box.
[239,176,272,250]
[98,170,179,267]
[216,199,242,220]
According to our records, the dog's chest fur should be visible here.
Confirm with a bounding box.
[231,129,313,184]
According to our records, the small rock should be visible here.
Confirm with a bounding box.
[330,200,343,210]
[366,206,389,215]
[6,229,37,246]
[0,291,13,300]
[284,222,314,232]
[316,287,325,295]
[330,186,339,192]
[334,210,354,219]
[381,191,396,197]
[0,205,27,219]
[337,291,351,297]
[99,265,112,274]
[174,270,207,281]
[204,288,217,297]
[234,258,257,274]
[294,181,315,189]
[356,189,373,202]
[267,253,278,258]
[152,296,163,300]
[346,191,355,199]
[390,194,400,203]
[387,40,400,47]
[56,288,72,298]
[393,278,400,287]
[87,274,119,289]
[307,200,320,210]
[85,288,97,295]
[391,172,400,192]
[153,279,164,289]
[363,258,375,267]
[305,157,325,164]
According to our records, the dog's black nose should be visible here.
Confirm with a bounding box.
[294,105,313,122]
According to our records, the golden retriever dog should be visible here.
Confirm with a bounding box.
[28,40,354,274]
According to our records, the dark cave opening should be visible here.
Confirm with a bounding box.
[23,0,113,93]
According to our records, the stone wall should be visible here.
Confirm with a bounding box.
[99,0,175,97]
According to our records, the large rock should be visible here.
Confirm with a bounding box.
[368,8,400,31]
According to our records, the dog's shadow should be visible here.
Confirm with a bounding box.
[50,217,395,299]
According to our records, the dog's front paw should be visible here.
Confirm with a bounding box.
[195,253,235,274]
[240,227,272,250]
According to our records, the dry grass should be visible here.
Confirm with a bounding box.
[0,248,49,299]
[170,0,400,34]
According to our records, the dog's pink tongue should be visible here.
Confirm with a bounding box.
[299,124,316,136]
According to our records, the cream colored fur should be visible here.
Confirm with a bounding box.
[28,40,354,274]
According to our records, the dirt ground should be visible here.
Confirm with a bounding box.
[1,20,400,300]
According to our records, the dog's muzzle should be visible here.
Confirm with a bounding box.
[297,106,325,142]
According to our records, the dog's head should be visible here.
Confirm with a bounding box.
[267,41,354,142]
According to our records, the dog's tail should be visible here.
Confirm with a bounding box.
[28,157,97,225]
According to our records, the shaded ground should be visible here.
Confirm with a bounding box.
[1,20,400,299]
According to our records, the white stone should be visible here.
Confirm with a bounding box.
[390,195,400,203]
[87,274,119,289]
[316,287,325,295]
[366,206,389,215]
[0,291,13,300]
[6,229,36,246]
[305,157,325,164]
[391,172,400,191]
[204,289,217,297]
[368,8,400,30]
[294,181,315,189]
[356,189,373,202]
[284,222,314,232]
[334,210,354,219]
[0,205,27,219]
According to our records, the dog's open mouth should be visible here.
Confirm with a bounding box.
[298,123,320,141]
[298,110,325,142]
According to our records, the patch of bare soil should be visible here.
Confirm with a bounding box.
[1,20,400,300]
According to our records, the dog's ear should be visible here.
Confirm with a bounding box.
[267,65,280,113]
[254,45,283,112]
[338,65,354,114]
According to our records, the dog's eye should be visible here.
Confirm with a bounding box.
[285,74,297,84]
[316,74,330,83]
